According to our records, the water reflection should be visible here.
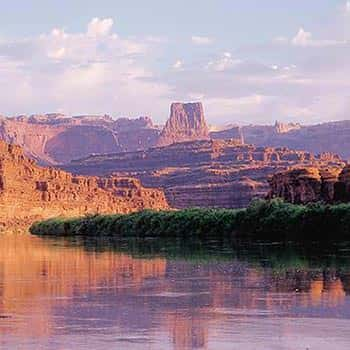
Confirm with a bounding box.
[0,234,349,349]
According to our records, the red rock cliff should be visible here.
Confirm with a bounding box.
[0,140,168,228]
[0,115,160,165]
[267,165,350,204]
[65,140,343,209]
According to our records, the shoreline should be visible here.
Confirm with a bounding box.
[30,199,350,241]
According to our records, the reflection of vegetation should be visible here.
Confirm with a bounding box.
[31,199,350,241]
[42,235,350,272]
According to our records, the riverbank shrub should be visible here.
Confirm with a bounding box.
[30,199,350,241]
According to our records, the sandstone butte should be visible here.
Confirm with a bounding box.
[3,102,350,165]
[65,139,344,209]
[0,102,242,165]
[0,140,168,228]
[157,102,210,146]
[268,165,350,204]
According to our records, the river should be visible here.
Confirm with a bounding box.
[0,233,349,349]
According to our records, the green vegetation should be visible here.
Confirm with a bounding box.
[40,234,350,272]
[30,199,350,241]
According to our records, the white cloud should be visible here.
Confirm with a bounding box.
[292,28,312,46]
[0,18,170,119]
[87,17,114,37]
[47,47,66,60]
[191,36,213,45]
[206,52,241,72]
[346,1,350,13]
[50,28,68,39]
[172,60,184,70]
[291,27,344,47]
[1,6,350,126]
[203,95,269,121]
[162,37,350,124]
[273,36,288,44]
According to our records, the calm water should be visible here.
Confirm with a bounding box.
[0,234,350,350]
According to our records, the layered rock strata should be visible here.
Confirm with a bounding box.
[0,114,160,164]
[64,140,343,209]
[157,103,209,146]
[267,165,350,204]
[242,120,350,159]
[0,140,168,227]
[210,126,244,144]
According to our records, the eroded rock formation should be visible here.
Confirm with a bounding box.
[0,103,212,165]
[0,114,161,164]
[267,165,350,204]
[210,126,244,144]
[157,103,209,146]
[0,140,168,227]
[242,120,350,159]
[3,105,350,165]
[274,121,301,134]
[64,140,343,209]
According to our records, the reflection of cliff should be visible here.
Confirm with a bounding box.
[163,261,350,350]
[0,235,349,349]
[0,235,166,338]
[167,312,208,350]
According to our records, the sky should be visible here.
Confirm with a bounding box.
[1,0,350,125]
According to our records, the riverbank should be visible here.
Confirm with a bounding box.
[30,199,350,241]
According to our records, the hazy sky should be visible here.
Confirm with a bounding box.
[1,0,350,124]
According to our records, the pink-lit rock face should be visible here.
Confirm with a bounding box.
[0,140,168,227]
[157,102,210,146]
[242,120,350,160]
[0,114,161,165]
[268,165,350,204]
[65,139,343,209]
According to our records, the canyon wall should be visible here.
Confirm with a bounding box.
[0,115,160,164]
[65,140,343,209]
[2,106,350,165]
[268,165,350,204]
[0,103,213,165]
[0,140,168,228]
[243,120,350,159]
[210,126,244,143]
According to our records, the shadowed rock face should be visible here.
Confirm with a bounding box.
[63,140,343,209]
[0,140,168,228]
[243,120,350,159]
[157,103,209,146]
[267,165,350,204]
[0,115,161,165]
[0,103,211,165]
[210,126,244,144]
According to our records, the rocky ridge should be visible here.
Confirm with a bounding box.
[3,105,350,164]
[210,126,244,143]
[268,164,350,204]
[64,140,343,209]
[0,140,168,227]
[243,120,350,159]
[0,114,161,164]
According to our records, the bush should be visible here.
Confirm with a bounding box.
[29,200,350,242]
